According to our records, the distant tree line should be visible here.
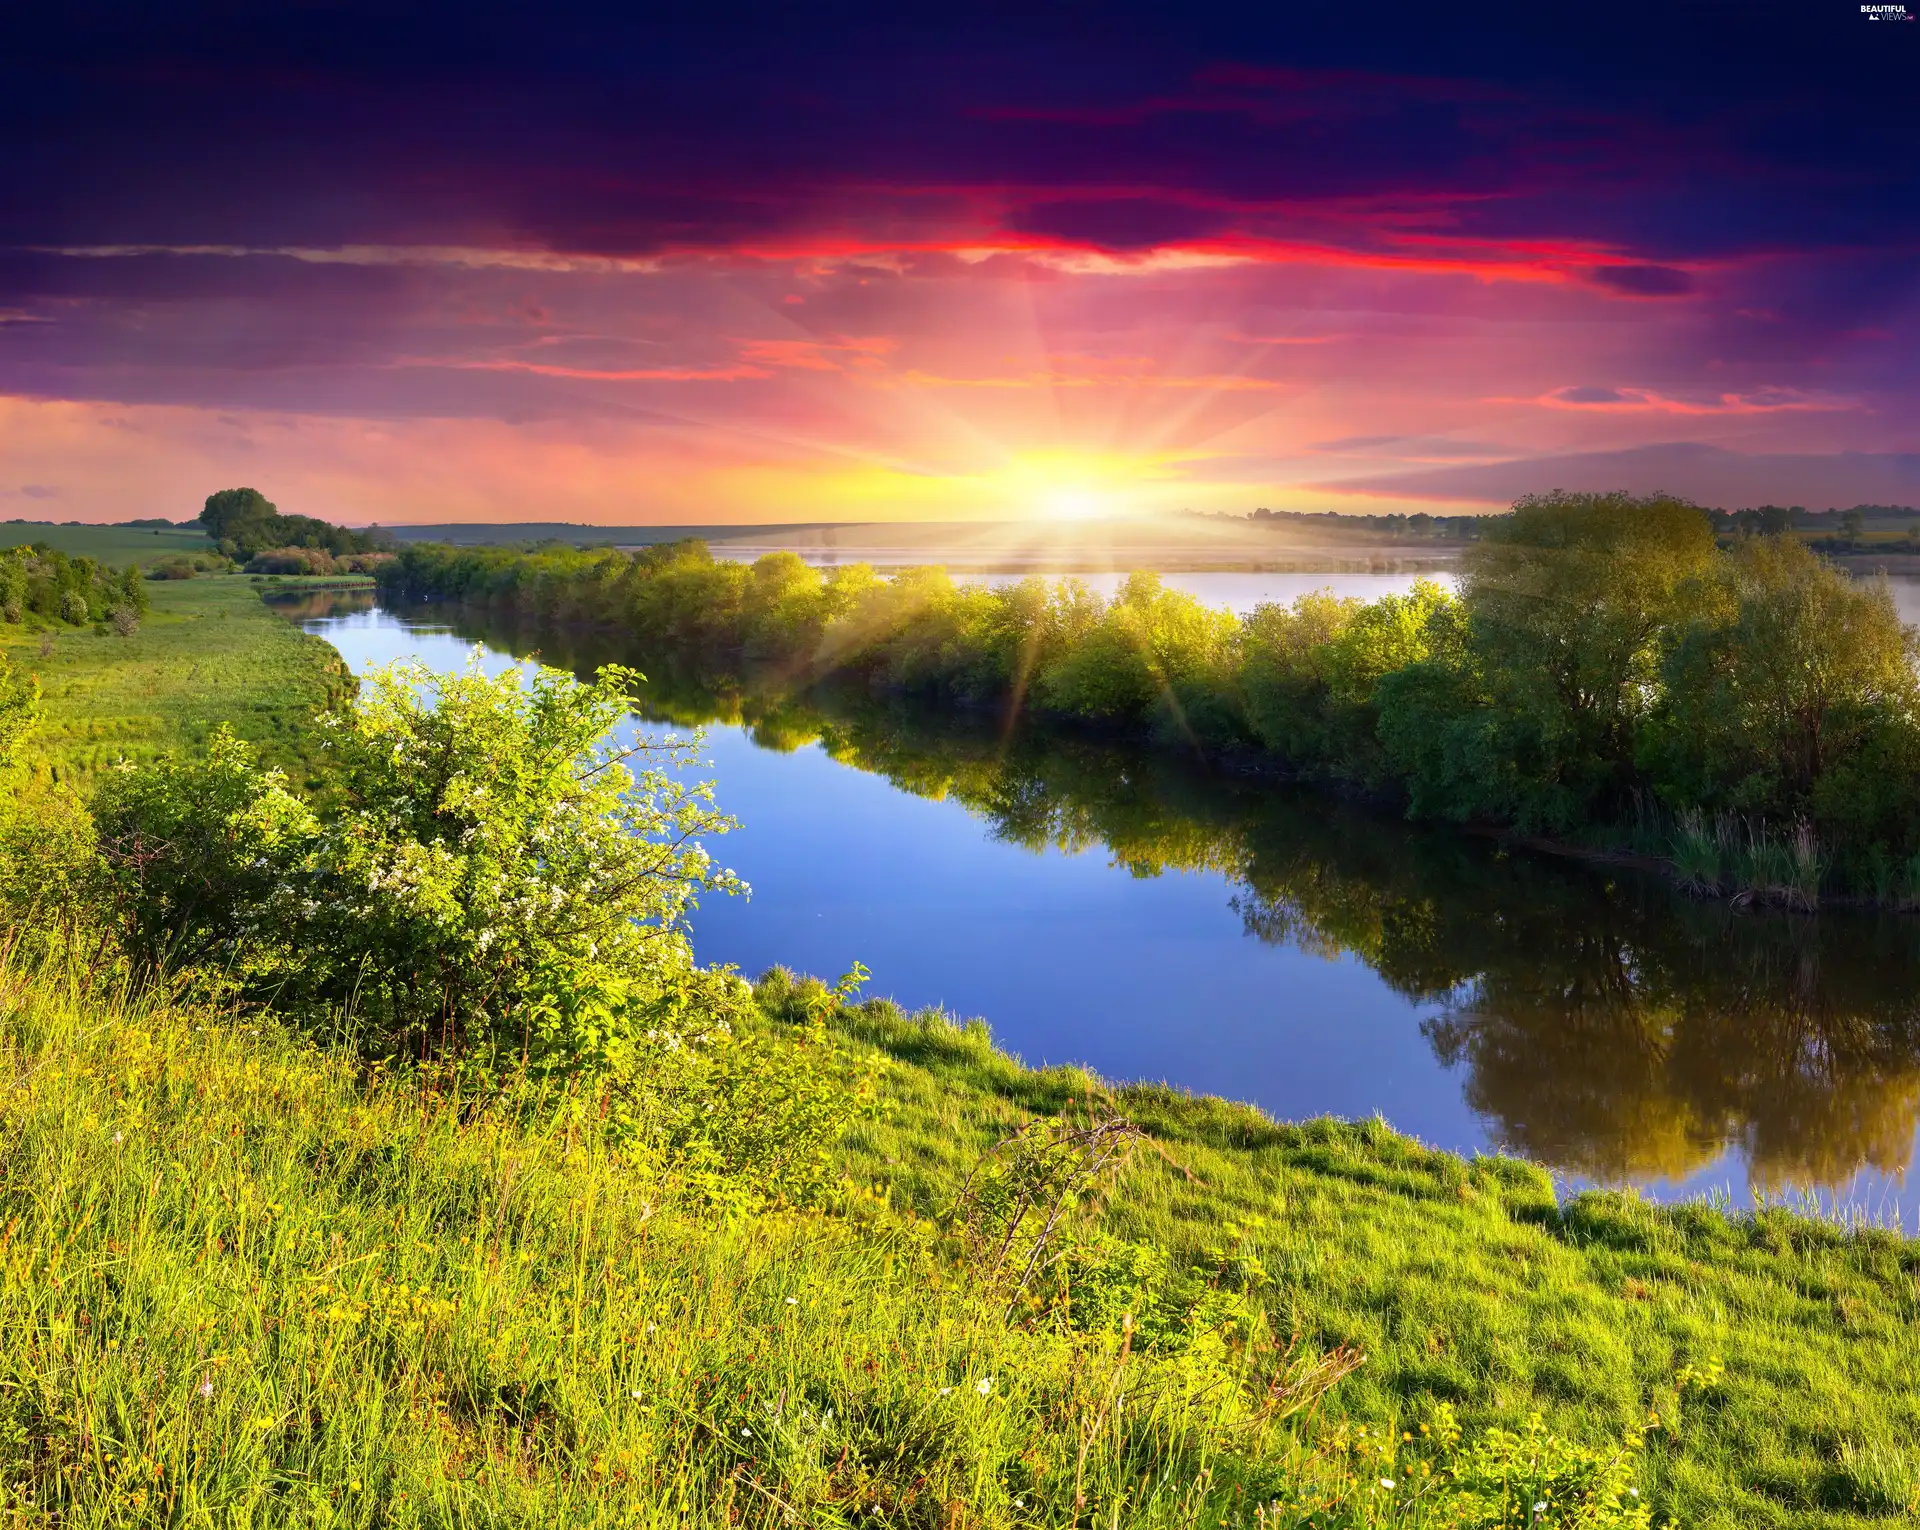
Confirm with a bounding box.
[1224,502,1920,547]
[381,490,1920,905]
[1242,507,1490,539]
[1711,504,1920,552]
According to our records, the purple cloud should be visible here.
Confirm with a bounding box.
[1587,264,1695,297]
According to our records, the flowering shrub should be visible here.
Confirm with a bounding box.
[77,656,885,1209]
[293,656,742,1069]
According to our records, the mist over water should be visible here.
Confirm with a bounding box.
[285,576,1920,1227]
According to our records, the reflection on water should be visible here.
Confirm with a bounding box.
[280,590,1920,1217]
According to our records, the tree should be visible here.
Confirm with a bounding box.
[1457,490,1717,827]
[199,486,278,540]
[1645,536,1919,816]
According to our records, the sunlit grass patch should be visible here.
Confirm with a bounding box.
[0,961,1693,1529]
[822,982,1920,1529]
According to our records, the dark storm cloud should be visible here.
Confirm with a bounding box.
[1586,265,1695,298]
[1007,199,1235,252]
[0,0,1910,270]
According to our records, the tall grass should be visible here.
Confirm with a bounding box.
[0,960,1678,1528]
[10,959,1920,1523]
[1659,807,1830,910]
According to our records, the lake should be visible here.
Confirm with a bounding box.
[286,570,1920,1225]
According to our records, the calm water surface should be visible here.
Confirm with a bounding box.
[289,577,1920,1224]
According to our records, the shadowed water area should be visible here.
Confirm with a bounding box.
[279,578,1920,1225]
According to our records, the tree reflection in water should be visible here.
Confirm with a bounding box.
[291,592,1920,1196]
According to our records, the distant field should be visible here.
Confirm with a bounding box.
[387,520,840,547]
[1,576,352,787]
[0,521,212,564]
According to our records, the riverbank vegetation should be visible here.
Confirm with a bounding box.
[3,567,1918,1525]
[469,634,1920,1197]
[380,492,1920,907]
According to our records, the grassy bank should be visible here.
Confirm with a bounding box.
[0,577,352,786]
[2,958,1918,1526]
[835,994,1920,1528]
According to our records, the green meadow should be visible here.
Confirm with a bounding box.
[1,564,1917,1528]
[0,576,352,786]
[0,521,212,565]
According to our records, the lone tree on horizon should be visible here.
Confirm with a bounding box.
[199,487,277,540]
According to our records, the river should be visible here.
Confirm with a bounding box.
[283,570,1920,1226]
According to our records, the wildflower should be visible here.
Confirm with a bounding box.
[1628,1489,1639,1499]
[198,1378,213,1398]
[1533,1505,1547,1517]
[1380,1479,1395,1490]
[112,1131,123,1144]
[631,1390,643,1400]
[785,1297,798,1306]
[938,1386,953,1396]
[976,1376,993,1397]
[740,1427,751,1437]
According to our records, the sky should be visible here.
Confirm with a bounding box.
[0,0,1915,526]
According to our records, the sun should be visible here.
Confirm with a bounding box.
[976,449,1165,521]
[1041,485,1104,522]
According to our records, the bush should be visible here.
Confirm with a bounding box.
[246,545,338,576]
[69,662,895,1211]
[90,659,776,1113]
[92,728,318,976]
[1,544,145,627]
[0,654,37,768]
[288,658,742,1067]
[0,784,108,965]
